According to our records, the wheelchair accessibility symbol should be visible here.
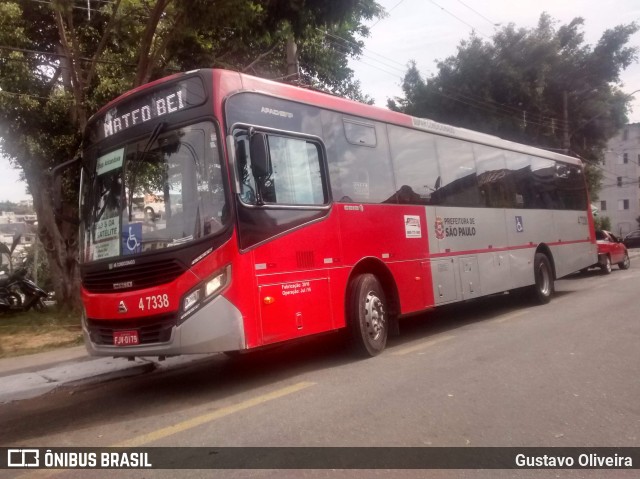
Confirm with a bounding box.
[127,226,140,251]
[515,216,524,233]
[122,223,142,254]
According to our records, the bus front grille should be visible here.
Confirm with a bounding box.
[82,259,186,293]
[87,313,177,345]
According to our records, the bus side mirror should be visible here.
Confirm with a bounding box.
[249,132,271,179]
[50,156,82,225]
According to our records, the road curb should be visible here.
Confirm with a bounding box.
[0,357,156,403]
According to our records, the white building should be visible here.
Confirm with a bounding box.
[598,123,640,237]
[0,212,37,268]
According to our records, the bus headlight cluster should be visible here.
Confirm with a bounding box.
[179,265,230,324]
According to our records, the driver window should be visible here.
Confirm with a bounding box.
[235,133,257,204]
[235,130,327,206]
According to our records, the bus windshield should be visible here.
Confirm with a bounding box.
[80,121,227,263]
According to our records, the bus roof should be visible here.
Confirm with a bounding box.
[91,68,583,167]
[227,69,582,167]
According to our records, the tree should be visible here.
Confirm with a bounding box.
[0,0,382,309]
[594,215,611,232]
[388,14,638,199]
[23,239,53,292]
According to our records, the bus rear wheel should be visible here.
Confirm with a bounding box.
[530,253,553,304]
[348,274,388,357]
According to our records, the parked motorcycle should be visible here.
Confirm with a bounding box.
[0,233,50,314]
[0,266,49,314]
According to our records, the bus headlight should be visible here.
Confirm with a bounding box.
[205,270,226,297]
[183,289,201,311]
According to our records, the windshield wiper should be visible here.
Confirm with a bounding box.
[126,121,166,220]
[139,122,166,162]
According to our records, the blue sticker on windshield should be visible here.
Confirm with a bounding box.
[122,223,142,255]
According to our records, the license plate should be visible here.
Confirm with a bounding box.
[113,330,139,346]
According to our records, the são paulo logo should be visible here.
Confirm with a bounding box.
[434,216,477,239]
[434,216,445,240]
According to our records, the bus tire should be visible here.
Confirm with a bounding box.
[530,253,553,304]
[348,274,388,357]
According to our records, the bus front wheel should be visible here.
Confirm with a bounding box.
[530,253,553,304]
[348,274,388,357]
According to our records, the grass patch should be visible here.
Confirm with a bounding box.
[0,309,83,358]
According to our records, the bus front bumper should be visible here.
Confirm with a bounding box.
[82,294,245,357]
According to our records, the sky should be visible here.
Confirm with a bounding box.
[1,159,31,203]
[349,0,640,117]
[2,0,640,203]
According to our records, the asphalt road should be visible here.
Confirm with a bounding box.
[1,263,639,479]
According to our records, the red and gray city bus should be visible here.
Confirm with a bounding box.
[70,68,596,358]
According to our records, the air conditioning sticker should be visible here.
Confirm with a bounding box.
[404,215,422,238]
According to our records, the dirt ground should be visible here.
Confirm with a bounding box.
[0,330,82,357]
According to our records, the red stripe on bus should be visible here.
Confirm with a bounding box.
[429,239,592,258]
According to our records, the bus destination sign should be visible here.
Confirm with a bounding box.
[95,76,206,141]
[103,90,185,138]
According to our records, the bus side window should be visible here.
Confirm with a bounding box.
[474,145,511,208]
[435,137,480,207]
[556,164,587,210]
[505,152,534,209]
[388,125,440,205]
[330,116,394,204]
[530,157,560,209]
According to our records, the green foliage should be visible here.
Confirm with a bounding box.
[0,0,383,308]
[594,215,611,232]
[389,14,638,199]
